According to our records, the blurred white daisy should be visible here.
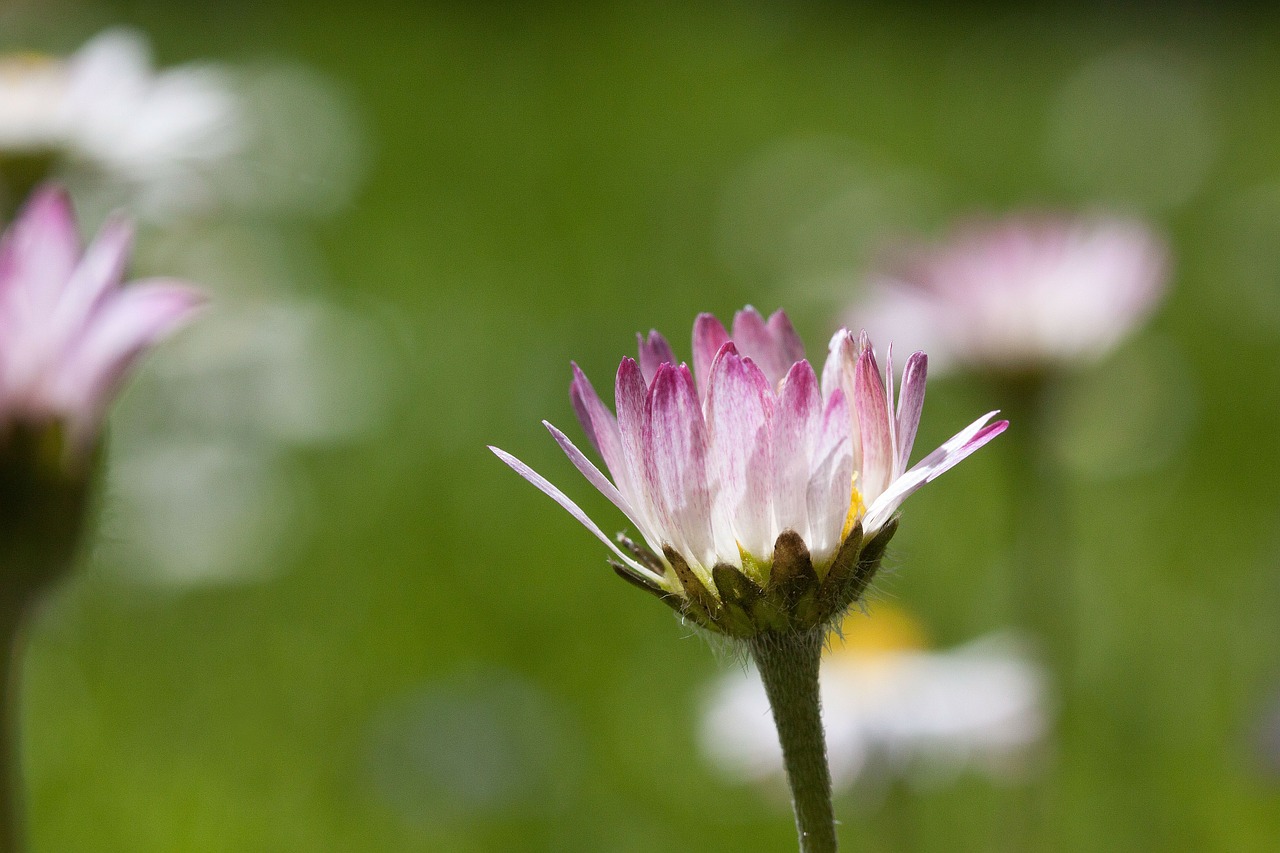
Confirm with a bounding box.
[0,28,242,214]
[0,51,72,152]
[701,605,1047,794]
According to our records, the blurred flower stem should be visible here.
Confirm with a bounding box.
[0,429,94,853]
[750,629,838,853]
[1002,375,1080,850]
[0,592,26,852]
[0,187,201,851]
[1001,374,1075,676]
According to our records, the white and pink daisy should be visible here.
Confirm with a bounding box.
[0,185,202,459]
[854,215,1169,375]
[491,307,1006,637]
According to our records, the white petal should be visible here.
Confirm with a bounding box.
[489,446,664,585]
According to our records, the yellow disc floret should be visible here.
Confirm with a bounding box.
[840,472,866,543]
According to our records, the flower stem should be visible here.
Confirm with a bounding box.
[749,629,837,853]
[1002,374,1074,676]
[0,595,24,853]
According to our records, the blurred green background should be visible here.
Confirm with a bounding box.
[8,1,1280,850]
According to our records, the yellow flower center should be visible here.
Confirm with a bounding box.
[0,53,59,79]
[839,472,866,542]
[827,603,928,661]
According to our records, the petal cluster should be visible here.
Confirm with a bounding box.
[492,307,1005,635]
[0,186,202,453]
[855,214,1169,373]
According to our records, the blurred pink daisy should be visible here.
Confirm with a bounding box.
[491,307,1006,637]
[854,214,1169,374]
[0,186,202,458]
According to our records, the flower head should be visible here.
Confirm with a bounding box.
[491,307,1006,637]
[0,29,242,212]
[0,52,72,153]
[0,185,203,460]
[854,214,1169,375]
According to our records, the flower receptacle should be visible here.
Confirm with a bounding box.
[613,520,900,640]
[0,423,96,608]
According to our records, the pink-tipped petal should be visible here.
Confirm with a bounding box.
[731,305,802,388]
[812,389,852,482]
[570,363,630,490]
[643,363,714,569]
[854,347,894,503]
[895,351,927,476]
[883,343,898,468]
[636,330,676,384]
[0,187,82,312]
[47,215,134,348]
[773,359,821,539]
[488,445,663,584]
[544,420,660,550]
[766,309,807,368]
[51,279,202,414]
[570,363,601,450]
[706,346,775,561]
[863,413,1008,531]
[820,330,853,401]
[614,357,653,524]
[806,389,853,560]
[692,313,730,400]
[909,410,1006,479]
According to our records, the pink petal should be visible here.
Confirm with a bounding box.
[863,413,1008,531]
[643,363,714,569]
[0,187,82,315]
[766,309,807,368]
[614,357,651,524]
[895,351,927,476]
[806,389,853,561]
[883,343,898,470]
[732,306,803,388]
[51,279,203,416]
[489,445,662,584]
[819,329,860,433]
[692,313,730,401]
[47,215,134,350]
[772,359,821,539]
[636,330,676,384]
[706,345,775,561]
[544,420,660,551]
[854,347,894,502]
[570,363,629,489]
[812,389,852,484]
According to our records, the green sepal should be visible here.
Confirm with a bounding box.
[816,518,898,624]
[847,518,898,602]
[0,423,97,606]
[712,563,764,637]
[767,531,818,605]
[616,534,665,576]
[815,521,864,621]
[664,547,720,624]
[609,561,686,618]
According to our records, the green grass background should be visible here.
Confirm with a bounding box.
[13,1,1280,850]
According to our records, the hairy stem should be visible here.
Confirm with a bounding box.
[749,629,837,853]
